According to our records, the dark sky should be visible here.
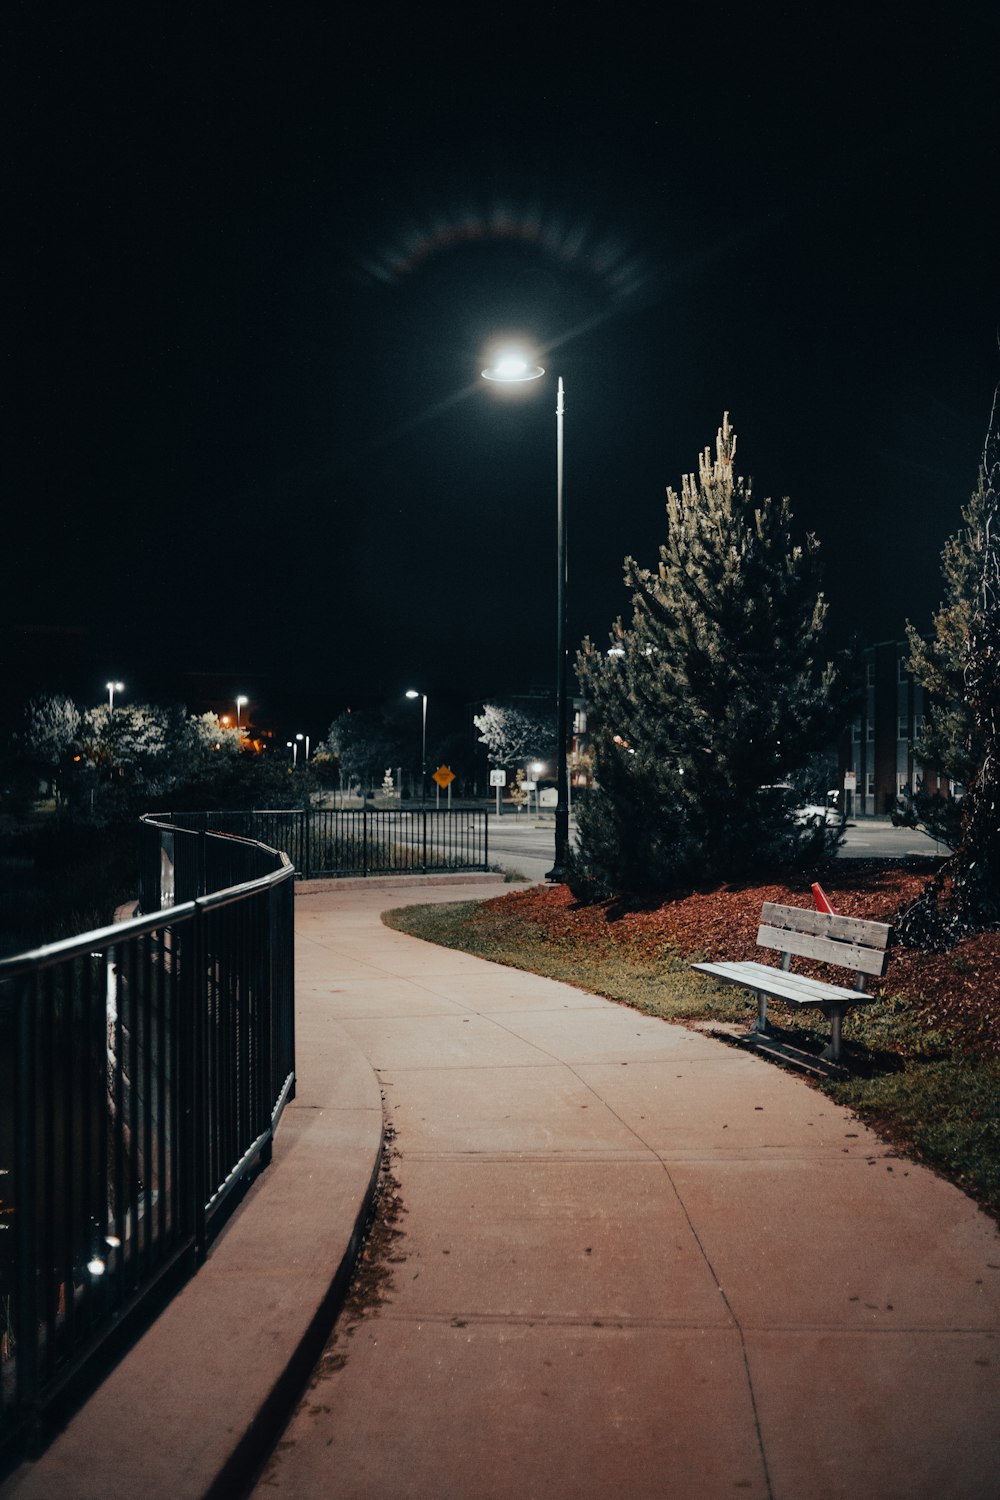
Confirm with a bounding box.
[8,7,999,736]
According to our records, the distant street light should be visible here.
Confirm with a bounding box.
[481,350,569,880]
[296,732,310,761]
[106,680,124,711]
[405,690,428,806]
[287,739,297,768]
[236,695,248,730]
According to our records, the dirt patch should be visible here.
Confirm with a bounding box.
[309,1121,407,1386]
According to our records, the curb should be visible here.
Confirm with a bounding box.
[295,872,511,894]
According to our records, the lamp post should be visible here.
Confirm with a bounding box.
[405,690,427,806]
[296,732,310,762]
[236,695,248,730]
[481,353,569,881]
[106,680,124,712]
[287,739,297,769]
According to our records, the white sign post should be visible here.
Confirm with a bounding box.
[489,768,507,816]
[843,769,857,819]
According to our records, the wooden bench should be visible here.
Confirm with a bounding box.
[691,902,892,1065]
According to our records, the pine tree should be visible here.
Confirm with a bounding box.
[905,472,995,789]
[573,413,845,895]
[899,388,1000,947]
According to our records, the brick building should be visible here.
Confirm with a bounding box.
[841,640,955,818]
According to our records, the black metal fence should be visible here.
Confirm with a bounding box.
[0,820,295,1459]
[145,807,490,884]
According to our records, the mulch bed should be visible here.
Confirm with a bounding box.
[481,861,1000,1056]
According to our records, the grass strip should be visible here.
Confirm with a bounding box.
[382,899,1000,1222]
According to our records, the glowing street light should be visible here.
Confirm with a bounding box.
[481,349,569,880]
[236,695,248,730]
[296,732,310,761]
[286,739,297,768]
[481,353,545,383]
[405,690,428,806]
[106,680,124,711]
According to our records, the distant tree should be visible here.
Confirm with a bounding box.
[187,711,244,758]
[473,704,555,770]
[165,747,307,811]
[899,388,1000,947]
[16,693,81,799]
[323,710,408,794]
[306,744,341,791]
[573,413,847,896]
[77,701,185,811]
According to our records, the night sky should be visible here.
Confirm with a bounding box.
[8,8,999,739]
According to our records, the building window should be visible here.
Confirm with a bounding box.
[852,718,861,742]
[866,772,875,798]
[898,716,910,741]
[866,720,875,742]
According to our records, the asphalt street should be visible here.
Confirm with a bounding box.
[487,818,946,883]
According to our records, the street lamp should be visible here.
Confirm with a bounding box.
[296,732,310,761]
[286,739,297,769]
[106,680,124,711]
[405,690,427,806]
[481,352,569,880]
[236,695,248,730]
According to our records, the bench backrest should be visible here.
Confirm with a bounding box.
[757,902,892,977]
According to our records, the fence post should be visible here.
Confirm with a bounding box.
[301,807,310,881]
[13,974,41,1431]
[422,810,428,874]
[189,902,208,1264]
[363,806,368,877]
[483,809,488,872]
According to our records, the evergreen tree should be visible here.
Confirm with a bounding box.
[899,388,1000,947]
[903,472,998,848]
[574,413,845,895]
[905,473,995,790]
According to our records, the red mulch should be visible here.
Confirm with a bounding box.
[481,864,1000,1055]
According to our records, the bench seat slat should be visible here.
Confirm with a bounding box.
[691,959,876,1009]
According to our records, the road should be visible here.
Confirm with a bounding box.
[487,818,557,882]
[486,817,947,882]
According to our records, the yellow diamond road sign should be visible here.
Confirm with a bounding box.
[432,765,456,789]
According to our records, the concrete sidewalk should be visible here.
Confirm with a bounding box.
[252,881,1000,1500]
[5,875,1000,1499]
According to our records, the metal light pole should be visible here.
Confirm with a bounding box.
[481,354,570,880]
[296,732,310,761]
[106,680,124,711]
[287,739,297,769]
[405,690,427,806]
[236,695,248,730]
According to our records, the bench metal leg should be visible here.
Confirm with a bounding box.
[750,989,770,1035]
[820,1006,845,1062]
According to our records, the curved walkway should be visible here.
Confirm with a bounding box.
[256,881,1000,1500]
[5,876,1000,1500]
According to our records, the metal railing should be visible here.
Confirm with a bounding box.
[0,818,295,1458]
[144,807,490,885]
